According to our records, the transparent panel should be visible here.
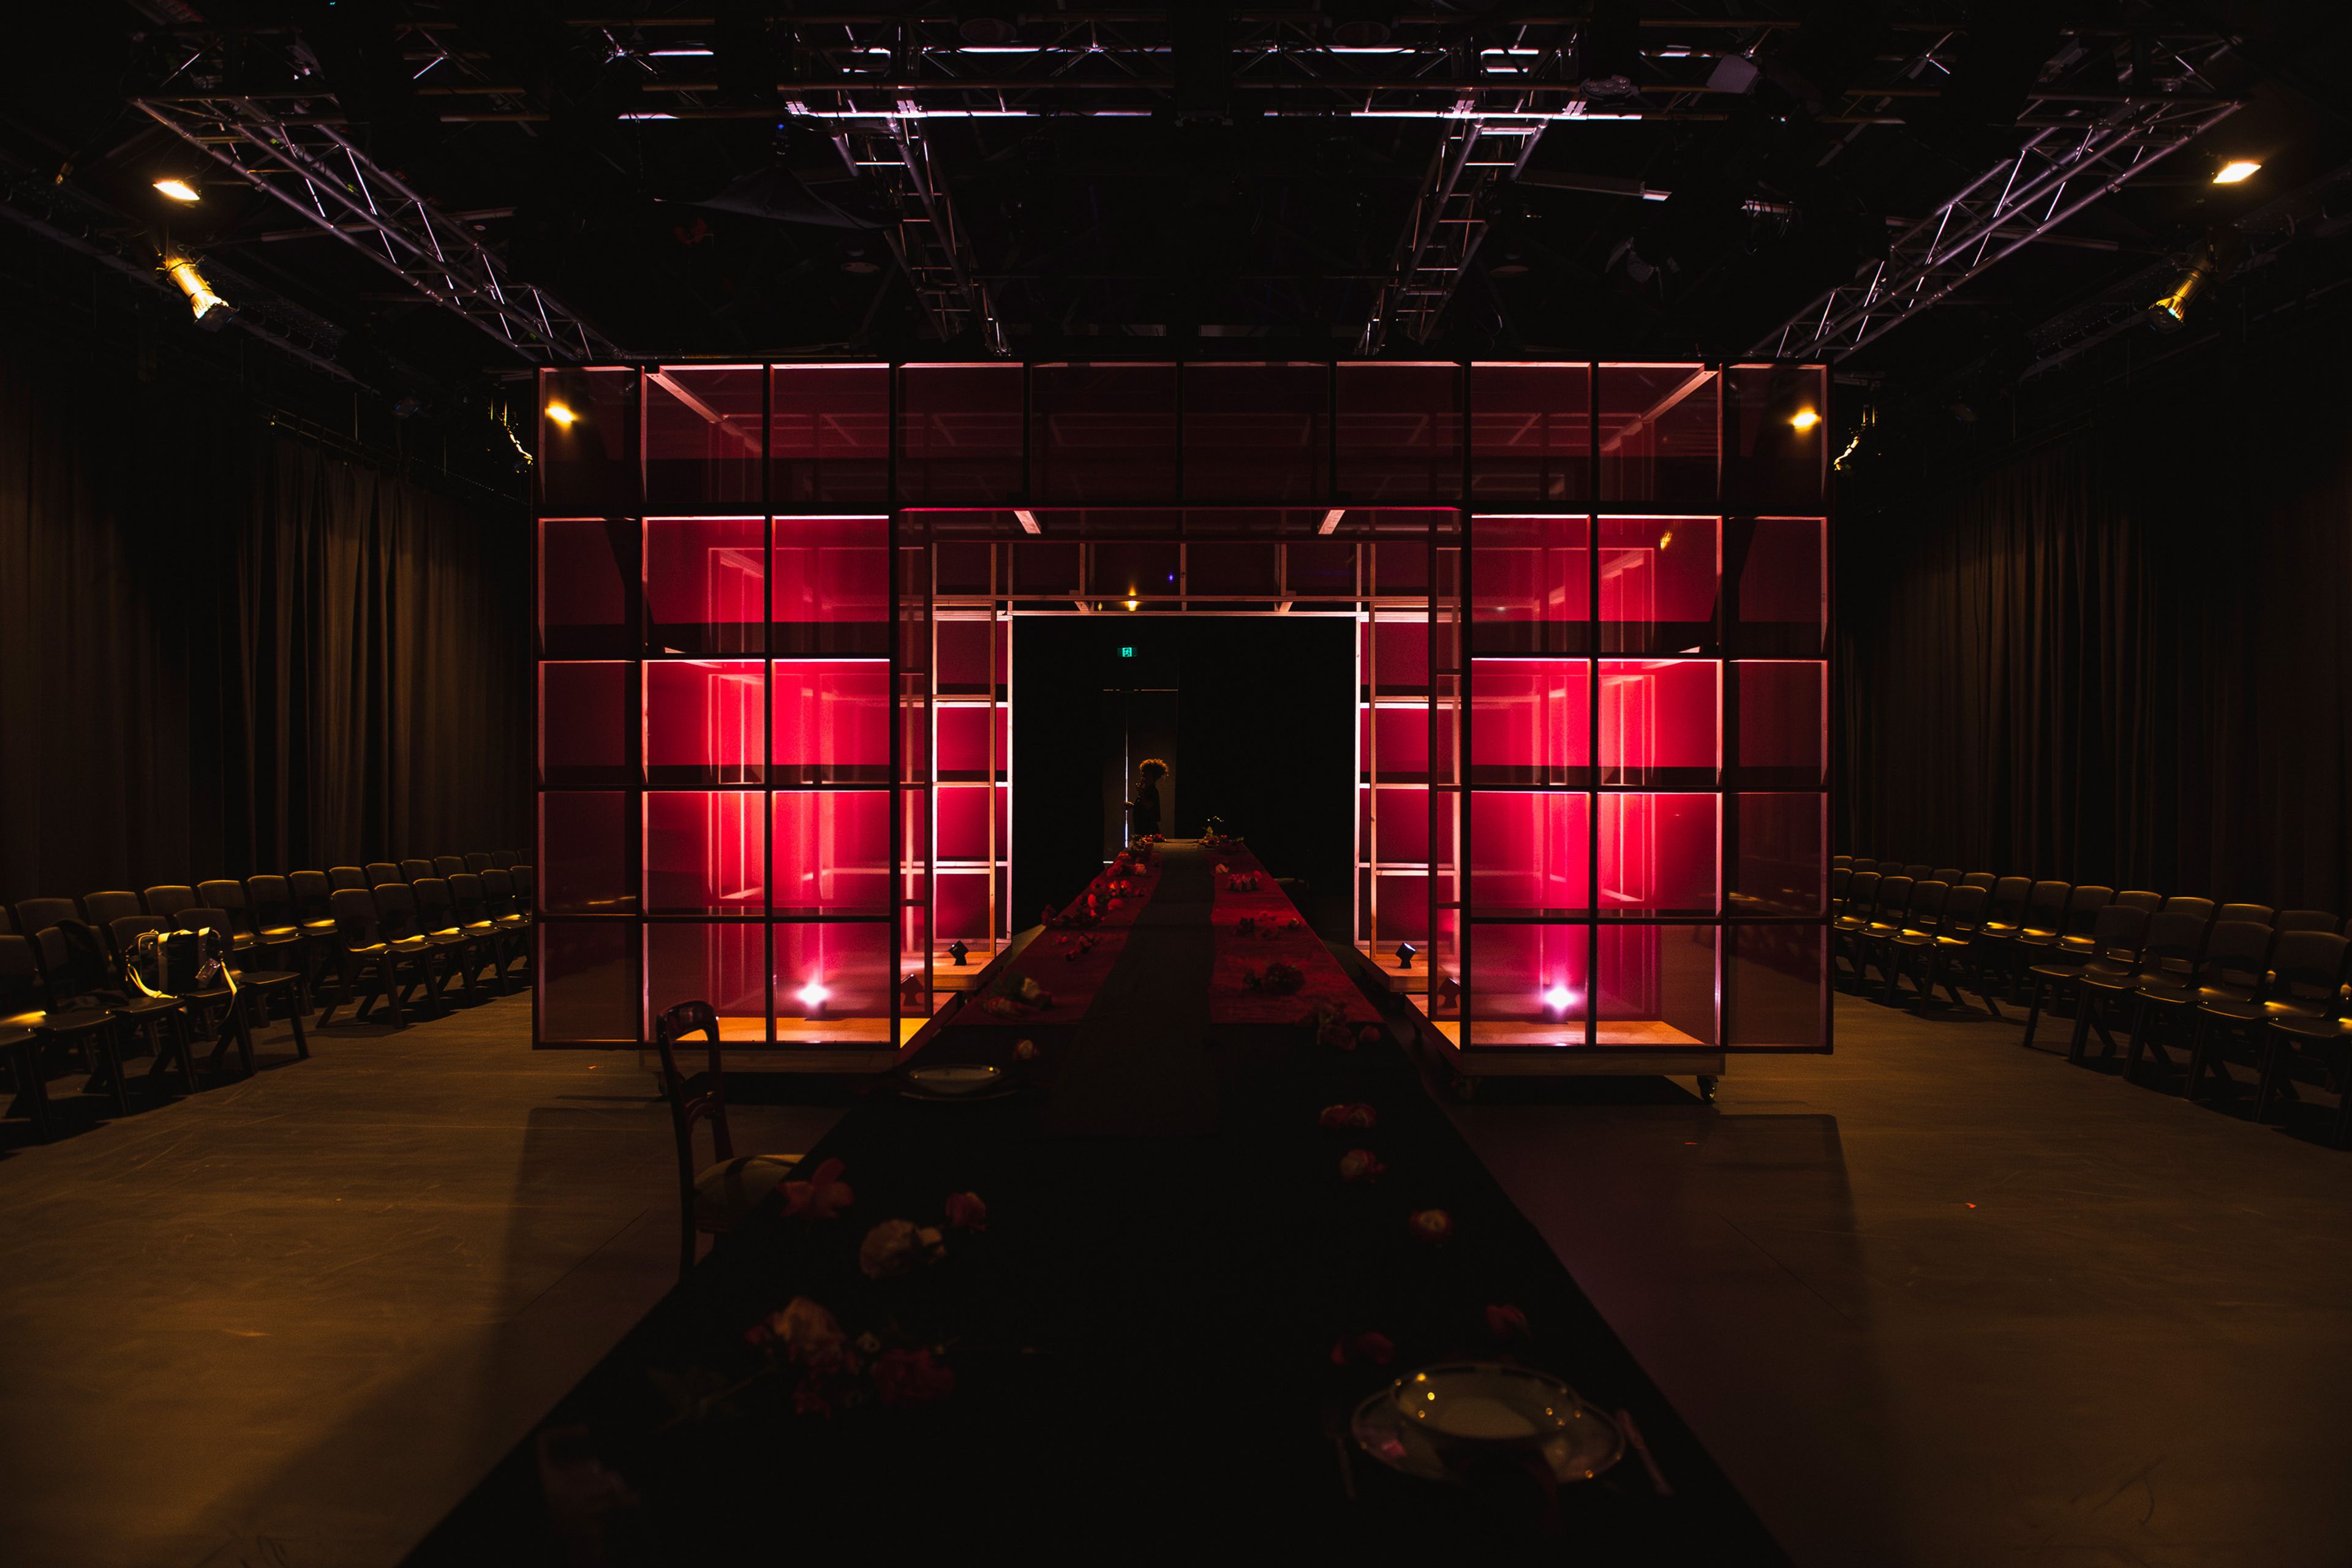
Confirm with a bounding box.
[1469,658,1590,786]
[540,368,639,514]
[1182,362,1327,502]
[1467,922,1588,1045]
[540,791,635,913]
[1599,658,1718,786]
[1014,541,1083,596]
[644,659,765,786]
[1736,661,1827,788]
[644,366,763,512]
[1470,363,1590,503]
[644,791,765,915]
[1187,542,1283,598]
[1469,791,1589,916]
[772,790,889,916]
[937,617,1007,696]
[1597,924,1717,1045]
[1366,617,1431,695]
[1599,793,1718,916]
[1727,923,1827,1046]
[773,516,889,654]
[646,922,767,1042]
[1365,783,1434,864]
[1284,540,1357,599]
[1733,518,1826,658]
[1335,361,1462,503]
[539,519,635,658]
[774,364,889,508]
[1597,365,1717,509]
[1033,364,1178,503]
[1736,793,1827,916]
[1471,515,1590,654]
[1088,541,1183,604]
[1363,703,1436,784]
[644,516,764,655]
[1724,364,1826,514]
[771,660,890,784]
[896,363,1024,505]
[937,705,1008,783]
[1371,872,1433,943]
[537,922,639,1042]
[1599,516,1719,653]
[774,922,891,1040]
[937,782,1007,864]
[935,870,993,947]
[540,662,633,787]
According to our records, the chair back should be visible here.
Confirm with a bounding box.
[31,921,115,1005]
[2058,886,2114,935]
[2017,880,2072,930]
[1839,871,1881,915]
[491,851,518,869]
[2114,890,2163,914]
[1983,876,2032,923]
[511,864,536,900]
[246,875,300,933]
[2217,902,2274,925]
[1929,867,1962,885]
[413,878,461,932]
[480,869,520,916]
[1832,855,1852,869]
[448,873,492,925]
[83,892,143,948]
[2160,895,2215,922]
[145,884,198,918]
[1937,882,1989,935]
[290,871,336,918]
[2199,921,2275,991]
[1901,880,1950,932]
[372,883,427,941]
[2275,908,2338,933]
[2266,931,2349,1006]
[197,880,258,935]
[0,933,47,1016]
[329,865,368,891]
[465,852,494,873]
[1901,864,1933,880]
[400,858,435,884]
[14,897,80,936]
[2081,903,2150,964]
[654,1000,734,1183]
[1959,872,1996,888]
[1871,875,1915,922]
[364,862,404,889]
[1830,866,1850,900]
[330,888,385,947]
[2136,911,2209,979]
[434,855,467,878]
[1848,858,1877,873]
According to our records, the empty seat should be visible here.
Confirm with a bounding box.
[364,862,405,889]
[1929,867,1963,886]
[32,916,197,1098]
[1901,864,1934,881]
[1887,881,1992,1012]
[2114,890,2164,914]
[1863,880,1948,997]
[447,873,522,989]
[2160,895,2216,922]
[144,885,199,921]
[2070,910,2212,1065]
[13,898,81,938]
[2127,921,2274,1091]
[198,880,304,970]
[329,866,368,891]
[2189,929,2349,1108]
[2275,909,2339,933]
[399,858,436,884]
[18,922,136,1116]
[1959,872,1997,888]
[412,878,497,999]
[433,855,468,878]
[2217,902,2274,925]
[318,889,440,1028]
[491,851,518,870]
[1,935,63,1140]
[80,892,143,952]
[464,852,494,874]
[2021,903,2149,1052]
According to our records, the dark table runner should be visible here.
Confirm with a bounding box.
[410,843,1786,1562]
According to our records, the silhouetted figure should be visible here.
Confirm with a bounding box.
[1128,758,1166,840]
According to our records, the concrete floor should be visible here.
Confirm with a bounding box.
[2,987,2348,1566]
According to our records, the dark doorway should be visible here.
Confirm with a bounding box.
[1011,616,1354,939]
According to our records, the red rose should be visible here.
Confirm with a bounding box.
[944,1191,988,1232]
[870,1347,956,1408]
[1012,1038,1038,1061]
[1485,1303,1531,1341]
[1406,1208,1454,1245]
[1317,1102,1378,1129]
[780,1158,855,1222]
[1338,1148,1385,1183]
[1329,1330,1396,1368]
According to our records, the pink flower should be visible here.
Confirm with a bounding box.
[859,1219,944,1280]
[1013,1038,1038,1062]
[780,1158,854,1222]
[1319,1102,1378,1129]
[944,1191,989,1232]
[1338,1148,1385,1184]
[1330,1330,1396,1367]
[763,1297,847,1363]
[1485,1303,1531,1341]
[870,1347,957,1408]
[1406,1208,1454,1245]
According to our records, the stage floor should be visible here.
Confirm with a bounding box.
[2,986,2350,1564]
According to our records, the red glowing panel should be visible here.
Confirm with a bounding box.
[1182,362,1327,501]
[1362,702,1440,783]
[770,660,888,783]
[936,783,1007,864]
[896,363,1024,505]
[1362,783,1438,864]
[644,791,765,914]
[774,922,890,1023]
[1470,791,1589,914]
[1336,361,1463,502]
[1724,364,1827,513]
[1468,924,1590,1037]
[937,704,1006,781]
[1365,617,1431,695]
[1469,363,1591,503]
[1599,659,1717,785]
[644,516,764,655]
[1597,365,1717,509]
[935,870,992,945]
[1735,518,1826,657]
[1599,517,1719,652]
[643,660,764,786]
[1469,658,1591,785]
[540,368,638,513]
[772,791,888,915]
[1472,516,1591,654]
[1728,924,1828,1046]
[1370,871,1433,942]
[772,365,888,508]
[539,519,634,658]
[540,662,632,786]
[1599,793,1717,914]
[644,367,763,512]
[539,791,634,913]
[646,922,767,1040]
[772,517,888,645]
[537,922,639,1042]
[1596,924,1716,1045]
[1736,661,1826,786]
[1736,793,1826,914]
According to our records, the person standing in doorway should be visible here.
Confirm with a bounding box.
[1128,758,1167,841]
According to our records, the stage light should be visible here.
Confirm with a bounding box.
[545,402,578,427]
[2213,159,2261,185]
[1789,408,1821,432]
[163,254,232,330]
[1125,597,1139,611]
[153,177,201,203]
[1542,981,1577,1013]
[1395,942,1417,971]
[797,979,829,1011]
[2146,228,2245,333]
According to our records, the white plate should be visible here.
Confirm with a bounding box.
[1352,1362,1623,1485]
[903,1063,1005,1096]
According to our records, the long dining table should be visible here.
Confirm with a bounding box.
[408,840,1787,1562]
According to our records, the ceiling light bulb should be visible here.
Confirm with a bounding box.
[1789,409,1820,432]
[545,402,577,427]
[2213,160,2260,185]
[153,177,201,203]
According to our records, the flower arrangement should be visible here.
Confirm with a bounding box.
[1317,1102,1378,1129]
[1243,960,1305,996]
[981,971,1056,1019]
[1338,1148,1385,1183]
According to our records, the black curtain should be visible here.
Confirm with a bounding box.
[0,336,527,899]
[1839,322,2352,912]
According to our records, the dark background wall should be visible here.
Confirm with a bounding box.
[0,328,529,899]
[1838,304,2352,913]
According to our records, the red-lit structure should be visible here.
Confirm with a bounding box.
[534,362,1831,1073]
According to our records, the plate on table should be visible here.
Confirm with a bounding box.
[1352,1362,1623,1485]
[900,1063,1012,1099]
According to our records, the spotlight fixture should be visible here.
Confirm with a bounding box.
[1395,942,1417,971]
[1436,976,1461,1009]
[162,254,232,330]
[2212,159,2261,185]
[1788,408,1821,432]
[153,176,201,203]
[2146,227,2246,334]
[545,402,578,427]
[948,940,970,967]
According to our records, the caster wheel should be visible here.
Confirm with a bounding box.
[1449,1073,1482,1102]
[1697,1074,1719,1106]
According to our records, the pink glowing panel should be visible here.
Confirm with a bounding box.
[773,922,891,1023]
[643,659,764,786]
[540,368,638,513]
[936,783,1008,864]
[935,618,1007,696]
[1727,924,1828,1046]
[1472,516,1591,654]
[770,660,889,783]
[1469,791,1590,914]
[1466,924,1590,1038]
[772,518,888,648]
[1470,363,1591,504]
[1335,361,1463,503]
[937,704,1007,782]
[1362,783,1438,864]
[1599,517,1719,652]
[1371,872,1434,942]
[1724,365,1827,514]
[1182,362,1327,502]
[772,791,889,915]
[537,922,639,1042]
[539,792,635,913]
[1469,658,1591,785]
[1736,662,1826,787]
[646,922,768,1040]
[644,367,764,512]
[895,363,1024,505]
[1599,793,1718,915]
[1599,659,1718,785]
[539,519,635,658]
[1365,617,1431,695]
[1362,703,1438,783]
[935,870,992,945]
[1597,364,1717,510]
[540,662,633,786]
[644,516,764,655]
[643,792,765,915]
[1596,924,1717,1045]
[1736,793,1827,915]
[772,365,888,508]
[1735,518,1826,657]
[1032,363,1179,503]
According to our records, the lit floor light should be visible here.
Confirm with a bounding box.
[797,979,830,1014]
[1542,981,1578,1015]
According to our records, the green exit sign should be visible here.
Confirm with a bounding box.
[1119,646,1135,658]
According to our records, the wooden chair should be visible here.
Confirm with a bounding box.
[655,1000,802,1282]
